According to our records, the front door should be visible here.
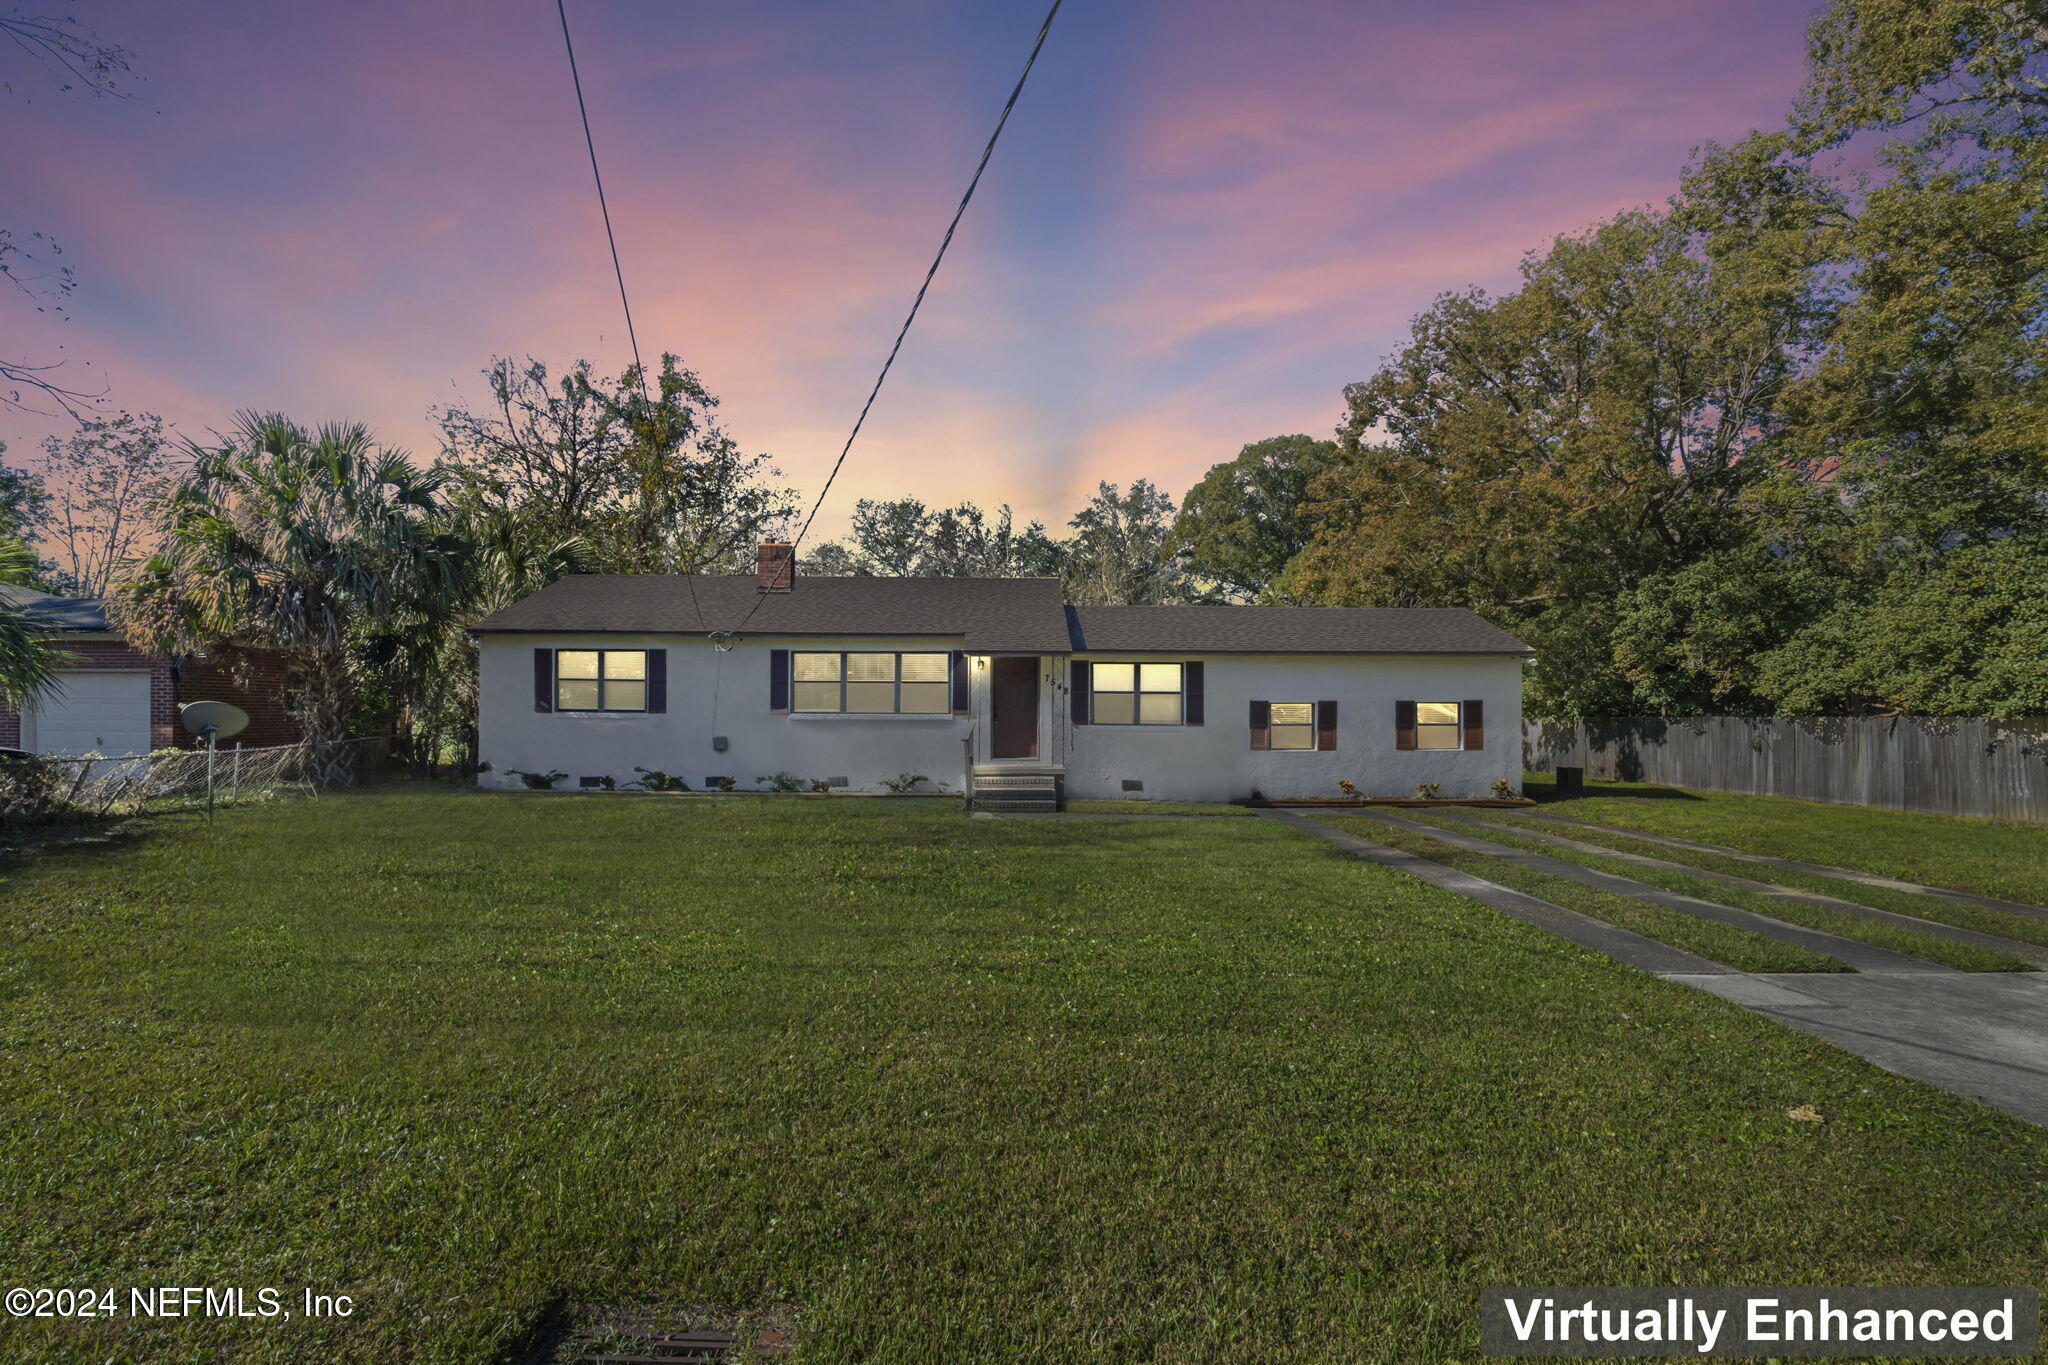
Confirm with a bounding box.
[990,656,1039,759]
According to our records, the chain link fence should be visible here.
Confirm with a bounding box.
[0,737,390,829]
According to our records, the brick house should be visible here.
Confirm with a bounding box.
[0,585,300,755]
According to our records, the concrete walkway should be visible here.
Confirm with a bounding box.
[1263,809,2048,1128]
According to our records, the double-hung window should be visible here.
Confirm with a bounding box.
[793,652,951,714]
[1415,701,1463,749]
[556,650,647,712]
[1091,662,1182,725]
[1268,702,1316,749]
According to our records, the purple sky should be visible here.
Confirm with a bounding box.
[3,0,1818,537]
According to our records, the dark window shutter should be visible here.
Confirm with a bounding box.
[769,649,790,713]
[533,649,553,712]
[951,651,968,713]
[1185,662,1204,725]
[646,649,667,713]
[1462,699,1484,751]
[1316,699,1338,751]
[1249,699,1271,750]
[1395,699,1417,750]
[1070,660,1091,724]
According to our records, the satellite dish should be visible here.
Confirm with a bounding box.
[180,700,250,741]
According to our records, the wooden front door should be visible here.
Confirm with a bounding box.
[990,656,1039,759]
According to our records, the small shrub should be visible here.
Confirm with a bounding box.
[758,771,804,793]
[1413,781,1442,800]
[709,776,737,792]
[1491,777,1517,800]
[808,778,832,794]
[632,768,690,792]
[880,772,928,795]
[509,769,568,790]
[1337,779,1358,798]
[0,752,75,828]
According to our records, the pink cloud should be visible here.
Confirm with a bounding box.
[2,0,1818,540]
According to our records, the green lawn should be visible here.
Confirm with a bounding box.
[3,791,2047,1363]
[1062,798,1252,816]
[1522,773,2048,906]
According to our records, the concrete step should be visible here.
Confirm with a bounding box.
[972,797,1060,813]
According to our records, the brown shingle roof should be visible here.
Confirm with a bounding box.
[473,574,1075,653]
[1067,604,1530,654]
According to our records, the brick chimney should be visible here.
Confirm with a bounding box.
[755,539,795,592]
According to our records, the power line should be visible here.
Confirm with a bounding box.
[555,0,646,391]
[556,0,719,631]
[723,0,1066,637]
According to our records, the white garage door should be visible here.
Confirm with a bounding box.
[25,670,153,757]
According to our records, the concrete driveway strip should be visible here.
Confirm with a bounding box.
[1263,810,2048,1127]
[1518,810,2048,922]
[1349,808,1951,975]
[1259,809,1735,976]
[1675,972,2048,1127]
[1424,808,2048,968]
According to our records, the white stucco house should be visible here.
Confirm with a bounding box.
[473,542,1531,808]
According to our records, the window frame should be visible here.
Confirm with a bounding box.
[1267,701,1317,751]
[555,649,650,714]
[789,650,953,715]
[1415,700,1464,751]
[1089,661,1185,726]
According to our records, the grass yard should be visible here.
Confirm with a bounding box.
[1522,773,2048,906]
[4,790,2047,1363]
[1062,799,1252,816]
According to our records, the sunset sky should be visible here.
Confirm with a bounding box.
[4,0,1817,538]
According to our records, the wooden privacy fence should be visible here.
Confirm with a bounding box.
[1523,716,2048,823]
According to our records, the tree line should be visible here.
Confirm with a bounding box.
[2,0,2043,779]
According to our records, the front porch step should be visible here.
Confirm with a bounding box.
[968,771,1061,813]
[972,797,1061,813]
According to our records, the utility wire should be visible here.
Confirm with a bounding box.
[723,0,1066,637]
[555,0,646,394]
[557,0,720,630]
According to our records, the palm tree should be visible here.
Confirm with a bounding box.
[370,502,589,774]
[113,412,465,785]
[0,537,59,710]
